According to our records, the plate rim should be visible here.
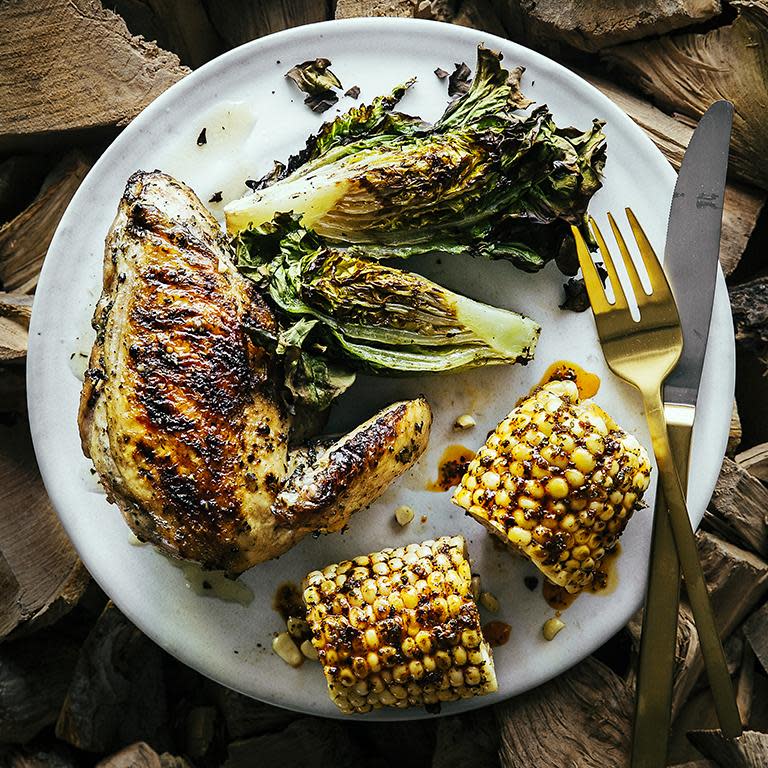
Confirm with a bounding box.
[26,16,735,720]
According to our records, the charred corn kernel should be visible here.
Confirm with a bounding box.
[286,616,309,639]
[454,413,477,430]
[304,536,497,713]
[273,632,303,667]
[480,591,500,613]
[395,505,415,526]
[452,373,651,594]
[543,617,566,641]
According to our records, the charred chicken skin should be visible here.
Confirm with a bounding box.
[78,171,431,573]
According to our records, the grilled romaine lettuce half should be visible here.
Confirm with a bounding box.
[235,214,541,376]
[225,45,606,273]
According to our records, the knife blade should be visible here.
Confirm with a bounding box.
[663,100,733,407]
[631,100,736,768]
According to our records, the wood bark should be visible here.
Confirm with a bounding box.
[730,277,768,356]
[604,0,768,192]
[0,293,32,363]
[110,0,222,68]
[432,709,499,767]
[208,685,298,741]
[703,458,768,559]
[0,622,83,743]
[451,0,508,35]
[580,71,766,277]
[736,443,768,483]
[0,417,89,640]
[729,401,743,457]
[0,0,189,151]
[207,0,332,47]
[0,152,91,294]
[688,730,768,768]
[497,656,632,768]
[56,603,168,754]
[224,718,365,768]
[496,0,721,53]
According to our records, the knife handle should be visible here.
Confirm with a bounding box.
[631,408,690,768]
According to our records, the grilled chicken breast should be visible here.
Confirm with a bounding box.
[79,171,431,573]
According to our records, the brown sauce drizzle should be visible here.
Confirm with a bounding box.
[426,444,476,492]
[483,621,511,647]
[542,543,623,611]
[273,581,305,621]
[538,360,600,399]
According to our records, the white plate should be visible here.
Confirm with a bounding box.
[27,18,734,719]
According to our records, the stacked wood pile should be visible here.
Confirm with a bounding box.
[1,1,767,766]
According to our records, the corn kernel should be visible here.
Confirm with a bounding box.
[507,526,532,547]
[454,413,476,430]
[543,617,566,641]
[546,477,569,499]
[272,632,303,668]
[480,591,500,613]
[394,505,415,526]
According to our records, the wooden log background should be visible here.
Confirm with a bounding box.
[1,1,767,766]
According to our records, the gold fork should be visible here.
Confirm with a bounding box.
[571,209,741,739]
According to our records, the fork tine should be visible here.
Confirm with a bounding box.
[570,224,610,315]
[608,212,647,299]
[625,207,671,297]
[589,216,629,310]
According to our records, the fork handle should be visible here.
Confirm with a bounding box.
[642,388,742,738]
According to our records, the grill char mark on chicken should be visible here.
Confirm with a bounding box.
[79,171,431,573]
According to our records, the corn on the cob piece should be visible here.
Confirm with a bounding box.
[452,377,651,593]
[303,536,497,714]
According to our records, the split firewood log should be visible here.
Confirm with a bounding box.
[0,155,52,223]
[0,745,79,768]
[207,0,332,47]
[497,656,632,768]
[94,742,192,768]
[736,443,768,483]
[729,402,743,457]
[495,0,722,53]
[0,0,189,151]
[704,458,768,559]
[207,685,298,741]
[109,0,222,68]
[0,416,89,640]
[730,277,768,357]
[0,152,91,294]
[580,71,765,278]
[224,719,365,768]
[433,708,499,767]
[0,621,83,743]
[604,0,768,192]
[335,0,416,18]
[687,730,768,768]
[743,602,768,677]
[0,293,32,363]
[672,534,768,716]
[56,603,168,754]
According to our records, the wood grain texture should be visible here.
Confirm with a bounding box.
[704,457,768,558]
[207,0,332,47]
[496,0,721,52]
[497,656,632,767]
[672,533,768,717]
[0,417,89,640]
[736,443,768,482]
[0,152,90,294]
[688,730,768,767]
[604,0,768,192]
[110,0,222,68]
[730,277,768,354]
[0,0,189,151]
[580,70,765,277]
[0,293,32,362]
[335,0,417,18]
